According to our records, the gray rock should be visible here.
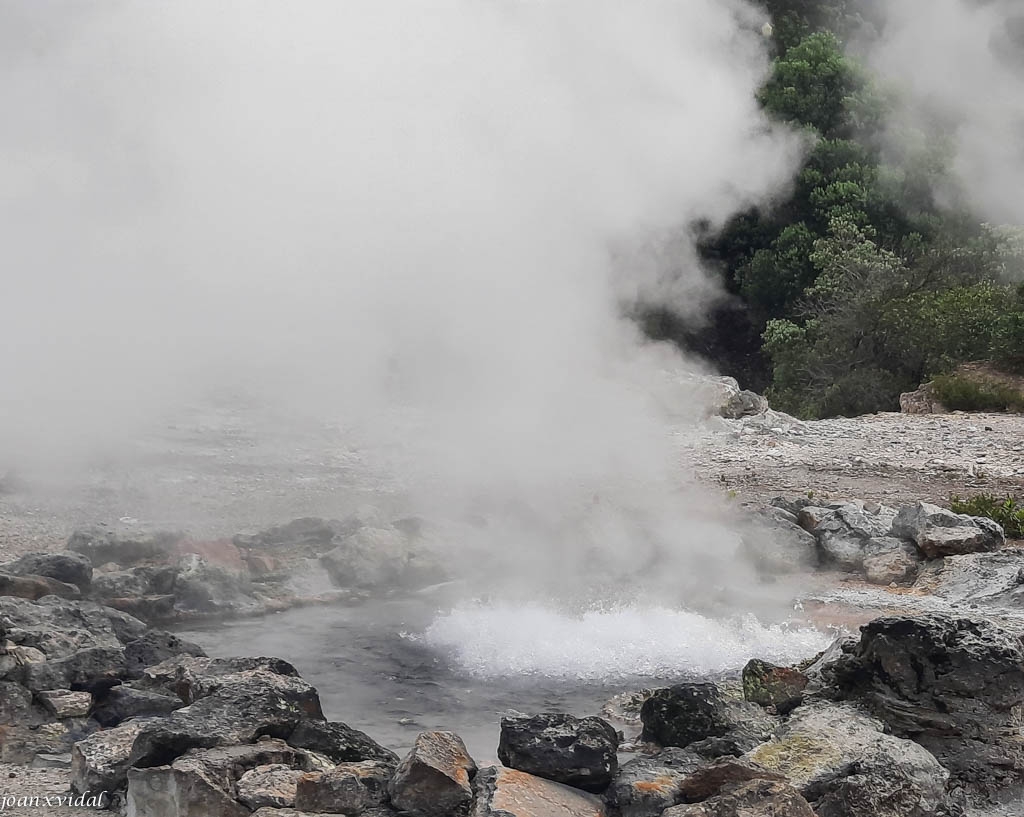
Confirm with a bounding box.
[719,390,769,419]
[36,689,91,719]
[123,630,207,679]
[472,766,607,816]
[139,655,299,702]
[252,810,397,817]
[912,548,1024,603]
[892,502,1005,558]
[0,572,81,600]
[287,719,399,765]
[234,517,347,551]
[320,527,447,591]
[389,731,476,817]
[71,717,162,795]
[90,565,178,600]
[799,503,898,571]
[238,763,306,810]
[0,595,146,659]
[498,713,618,793]
[745,703,949,817]
[126,765,249,817]
[663,779,815,817]
[294,759,394,813]
[172,554,262,616]
[740,508,818,575]
[21,645,127,693]
[833,613,1024,790]
[605,748,702,817]
[0,680,46,725]
[676,756,787,802]
[68,526,182,567]
[862,537,922,585]
[91,684,183,727]
[1,552,93,590]
[31,752,72,769]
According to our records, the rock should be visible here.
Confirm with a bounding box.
[0,680,45,725]
[862,537,922,585]
[389,731,476,817]
[90,565,178,600]
[1,552,93,591]
[640,683,776,755]
[605,748,703,817]
[912,547,1024,603]
[676,756,787,802]
[1,720,95,764]
[71,717,161,795]
[892,502,1004,558]
[129,668,325,768]
[139,655,299,702]
[800,635,858,695]
[123,630,207,679]
[36,689,91,719]
[472,766,606,816]
[21,645,127,693]
[294,759,395,813]
[741,660,807,715]
[68,526,182,567]
[798,503,898,571]
[900,385,946,415]
[238,764,306,810]
[253,810,397,817]
[740,508,818,575]
[32,751,72,769]
[102,595,177,623]
[287,719,399,764]
[320,527,446,591]
[663,779,815,817]
[719,390,769,419]
[126,764,250,817]
[833,613,1024,790]
[0,596,146,659]
[0,572,81,600]
[234,518,346,551]
[172,554,262,616]
[497,713,618,793]
[91,684,183,727]
[745,703,949,817]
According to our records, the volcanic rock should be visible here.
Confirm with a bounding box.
[798,502,898,571]
[91,684,183,727]
[498,713,618,793]
[1,551,93,591]
[238,764,306,810]
[912,547,1024,603]
[0,680,45,725]
[36,689,91,719]
[740,508,818,575]
[472,766,607,817]
[892,502,1004,558]
[605,748,703,817]
[126,764,250,817]
[123,630,207,679]
[389,731,476,817]
[0,596,146,658]
[294,759,394,813]
[68,526,182,567]
[862,537,922,585]
[663,779,815,817]
[21,645,127,693]
[287,719,398,765]
[320,526,446,591]
[0,572,80,600]
[741,660,807,715]
[676,756,786,802]
[71,717,162,795]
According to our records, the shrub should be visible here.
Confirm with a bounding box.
[930,374,1024,413]
[949,494,1024,538]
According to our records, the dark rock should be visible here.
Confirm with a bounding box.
[676,757,786,802]
[0,680,46,725]
[139,655,299,702]
[91,685,183,727]
[663,779,815,817]
[640,683,776,754]
[90,565,178,599]
[892,502,1004,558]
[606,748,703,817]
[287,719,398,764]
[833,613,1024,790]
[68,526,182,567]
[498,713,618,793]
[741,660,808,715]
[172,555,262,616]
[389,731,476,817]
[0,596,146,658]
[719,390,768,419]
[102,595,177,623]
[21,645,128,693]
[2,719,98,764]
[1,552,93,591]
[0,572,81,600]
[294,759,395,813]
[71,717,162,795]
[123,630,206,679]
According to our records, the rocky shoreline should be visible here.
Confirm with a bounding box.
[0,494,1021,815]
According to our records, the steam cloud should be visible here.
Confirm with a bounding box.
[1,2,805,604]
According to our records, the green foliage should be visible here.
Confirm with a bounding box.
[949,494,1024,538]
[930,375,1024,414]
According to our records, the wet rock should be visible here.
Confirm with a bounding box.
[1,552,93,591]
[892,502,1004,558]
[123,630,206,679]
[663,779,815,817]
[129,669,325,768]
[21,645,127,693]
[91,684,183,727]
[36,689,91,719]
[676,757,786,802]
[126,764,250,817]
[238,763,306,810]
[287,719,399,765]
[833,613,1024,790]
[0,596,146,658]
[912,547,1024,603]
[740,508,818,575]
[498,713,618,793]
[640,683,776,755]
[472,766,606,816]
[605,748,703,817]
[0,572,80,600]
[320,527,446,591]
[800,635,858,695]
[741,660,807,715]
[71,717,161,795]
[294,759,394,813]
[862,537,922,585]
[745,703,949,817]
[389,731,476,817]
[68,526,182,567]
[798,503,898,571]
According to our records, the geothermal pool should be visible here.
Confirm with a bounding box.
[177,598,831,761]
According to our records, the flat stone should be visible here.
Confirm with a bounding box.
[36,689,92,719]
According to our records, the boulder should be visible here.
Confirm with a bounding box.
[798,503,898,571]
[68,526,182,567]
[90,565,178,600]
[234,518,346,551]
[0,596,146,658]
[675,757,786,802]
[892,502,1004,558]
[605,748,703,817]
[1,552,93,590]
[862,537,922,585]
[91,684,183,727]
[123,630,207,679]
[640,683,777,756]
[238,764,306,810]
[294,760,394,813]
[472,766,606,817]
[663,779,815,817]
[741,660,807,715]
[126,765,249,817]
[832,613,1024,790]
[900,385,946,415]
[21,645,127,693]
[172,554,262,616]
[388,731,476,817]
[719,390,768,420]
[320,527,446,591]
[0,572,81,600]
[497,713,618,793]
[740,508,818,575]
[912,547,1024,603]
[744,703,949,817]
[36,689,91,719]
[287,719,398,765]
[1,720,97,764]
[139,655,299,702]
[0,680,45,725]
[102,595,177,623]
[71,717,162,795]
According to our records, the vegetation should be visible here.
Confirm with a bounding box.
[648,0,1024,418]
[950,494,1024,538]
[931,375,1024,414]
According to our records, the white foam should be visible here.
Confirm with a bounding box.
[423,602,833,681]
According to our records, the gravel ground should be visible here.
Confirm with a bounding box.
[0,765,103,817]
